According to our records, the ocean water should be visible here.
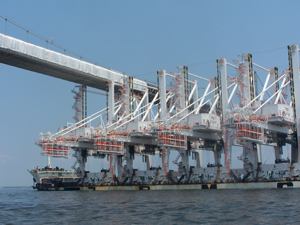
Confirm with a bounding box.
[0,187,299,224]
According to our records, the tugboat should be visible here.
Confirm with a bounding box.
[28,156,80,191]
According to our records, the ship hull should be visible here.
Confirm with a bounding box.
[28,168,300,191]
[36,184,80,191]
[28,168,80,191]
[78,181,299,191]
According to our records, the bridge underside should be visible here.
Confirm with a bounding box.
[0,33,156,97]
[0,47,108,90]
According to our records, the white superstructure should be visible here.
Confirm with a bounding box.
[0,30,298,189]
[30,44,300,189]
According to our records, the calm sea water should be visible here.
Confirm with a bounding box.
[0,187,299,224]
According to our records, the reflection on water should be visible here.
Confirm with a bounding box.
[1,188,299,224]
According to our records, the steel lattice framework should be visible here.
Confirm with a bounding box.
[2,33,300,185]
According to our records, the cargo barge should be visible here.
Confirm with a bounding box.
[27,44,300,191]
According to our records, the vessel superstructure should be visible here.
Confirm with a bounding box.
[28,166,79,191]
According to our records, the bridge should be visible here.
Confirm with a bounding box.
[0,33,156,94]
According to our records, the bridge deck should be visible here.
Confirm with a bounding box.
[0,33,152,92]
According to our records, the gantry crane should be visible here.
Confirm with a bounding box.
[35,44,300,186]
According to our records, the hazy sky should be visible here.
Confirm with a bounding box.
[0,1,299,186]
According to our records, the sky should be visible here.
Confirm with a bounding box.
[0,1,299,186]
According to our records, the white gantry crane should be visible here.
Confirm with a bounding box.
[35,44,300,186]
